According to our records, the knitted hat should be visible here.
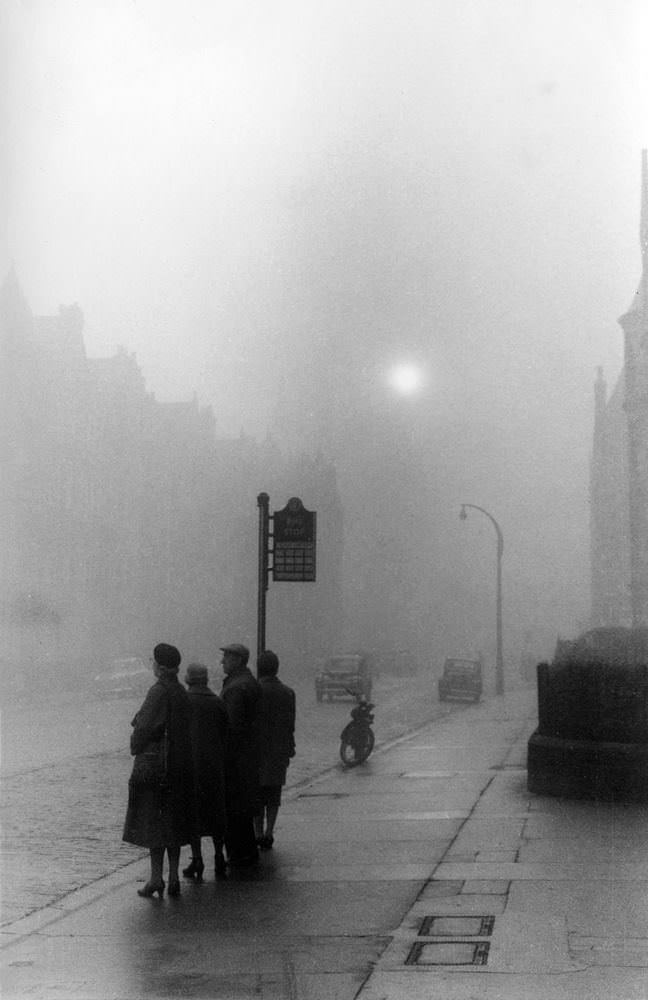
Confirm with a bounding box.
[185,662,208,684]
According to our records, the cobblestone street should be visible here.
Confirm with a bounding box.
[1,669,458,926]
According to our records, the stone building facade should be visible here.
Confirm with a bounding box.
[590,367,631,624]
[0,271,344,687]
[590,151,648,627]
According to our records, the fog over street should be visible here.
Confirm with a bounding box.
[2,0,648,945]
[4,1,647,672]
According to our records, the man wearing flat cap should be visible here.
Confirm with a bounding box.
[219,643,261,866]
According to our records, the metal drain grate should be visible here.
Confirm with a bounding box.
[419,915,495,937]
[406,940,490,966]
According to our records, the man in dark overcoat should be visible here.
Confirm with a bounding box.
[219,642,261,867]
[253,649,296,850]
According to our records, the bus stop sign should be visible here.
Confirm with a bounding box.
[272,497,316,582]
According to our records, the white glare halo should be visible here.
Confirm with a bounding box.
[388,363,424,396]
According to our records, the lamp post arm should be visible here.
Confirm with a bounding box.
[460,503,504,557]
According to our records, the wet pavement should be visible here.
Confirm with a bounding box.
[0,751,146,924]
[3,687,646,999]
[0,670,450,925]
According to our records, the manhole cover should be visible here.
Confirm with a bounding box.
[419,915,495,936]
[406,941,490,966]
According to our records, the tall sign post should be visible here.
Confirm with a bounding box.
[256,494,317,666]
[256,493,270,662]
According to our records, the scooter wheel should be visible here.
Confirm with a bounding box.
[340,726,375,767]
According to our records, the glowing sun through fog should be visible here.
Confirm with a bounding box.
[387,363,425,396]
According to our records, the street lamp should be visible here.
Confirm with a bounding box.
[459,503,505,696]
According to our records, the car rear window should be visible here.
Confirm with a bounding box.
[446,660,479,674]
[326,657,361,671]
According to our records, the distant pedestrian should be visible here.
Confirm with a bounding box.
[182,663,229,881]
[219,642,261,867]
[123,643,194,898]
[254,649,296,850]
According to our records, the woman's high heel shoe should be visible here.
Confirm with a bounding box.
[182,857,205,881]
[167,877,181,897]
[137,879,165,898]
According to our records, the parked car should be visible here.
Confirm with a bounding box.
[438,657,482,703]
[94,657,151,699]
[315,654,372,702]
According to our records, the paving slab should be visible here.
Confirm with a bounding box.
[524,804,648,839]
[447,816,527,853]
[508,880,648,937]
[434,861,648,881]
[460,879,511,894]
[360,968,648,1000]
[268,840,449,866]
[519,839,648,862]
[400,894,509,919]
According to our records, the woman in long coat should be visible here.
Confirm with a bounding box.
[123,643,194,898]
[182,662,229,880]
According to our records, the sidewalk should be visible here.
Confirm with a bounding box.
[2,689,647,999]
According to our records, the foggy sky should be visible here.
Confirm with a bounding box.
[6,1,646,426]
[4,0,648,658]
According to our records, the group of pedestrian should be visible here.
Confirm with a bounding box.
[122,640,296,899]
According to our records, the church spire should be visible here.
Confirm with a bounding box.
[619,151,648,627]
[621,150,648,319]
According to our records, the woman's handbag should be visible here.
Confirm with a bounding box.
[129,712,170,790]
[130,736,167,787]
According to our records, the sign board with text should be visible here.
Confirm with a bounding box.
[272,497,316,582]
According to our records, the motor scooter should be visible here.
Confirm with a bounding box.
[339,693,375,767]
